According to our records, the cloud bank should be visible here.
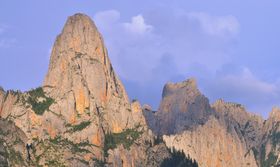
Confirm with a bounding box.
[94,9,280,117]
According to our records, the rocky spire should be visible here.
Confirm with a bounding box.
[44,13,129,108]
[43,13,134,133]
[268,106,280,121]
[151,78,214,134]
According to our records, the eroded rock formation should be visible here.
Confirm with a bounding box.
[0,13,171,167]
[0,13,279,167]
[147,78,280,167]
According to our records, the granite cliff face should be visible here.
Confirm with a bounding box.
[0,13,280,167]
[259,107,280,166]
[146,79,280,167]
[147,78,214,135]
[0,13,172,167]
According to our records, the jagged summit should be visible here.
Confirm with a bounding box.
[0,13,154,166]
[162,78,197,98]
[213,98,244,108]
[43,12,131,118]
[268,106,280,121]
[0,86,4,92]
[148,78,214,135]
[1,13,280,167]
[159,78,210,114]
[43,12,135,134]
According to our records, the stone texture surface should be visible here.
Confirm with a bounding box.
[146,79,280,167]
[163,116,258,167]
[0,119,28,167]
[44,13,135,134]
[213,99,264,153]
[1,12,280,167]
[151,78,214,135]
[0,13,170,166]
[259,107,280,166]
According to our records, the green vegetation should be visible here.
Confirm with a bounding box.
[259,125,280,167]
[93,158,106,167]
[9,149,24,165]
[154,135,164,145]
[0,138,25,166]
[49,136,94,154]
[104,127,143,157]
[261,152,278,167]
[45,160,66,167]
[251,147,259,160]
[161,147,198,167]
[271,131,280,147]
[26,87,54,115]
[260,144,278,167]
[34,136,97,166]
[66,121,91,133]
[0,144,25,166]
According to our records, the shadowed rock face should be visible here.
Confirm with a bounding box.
[148,78,214,135]
[145,78,280,167]
[0,119,28,167]
[259,107,280,166]
[1,12,280,167]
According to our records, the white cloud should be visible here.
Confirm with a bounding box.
[198,66,280,117]
[93,10,280,117]
[123,15,153,34]
[94,10,238,84]
[220,67,278,96]
[188,12,240,37]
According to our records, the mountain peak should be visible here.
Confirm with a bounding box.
[162,78,197,98]
[268,106,280,121]
[67,13,92,22]
[212,99,245,112]
[153,78,213,134]
[63,13,98,35]
[43,13,134,134]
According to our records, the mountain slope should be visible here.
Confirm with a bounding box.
[1,13,280,167]
[0,13,172,167]
[146,78,280,167]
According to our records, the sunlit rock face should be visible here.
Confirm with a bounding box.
[163,116,259,167]
[0,13,171,166]
[1,12,280,167]
[44,13,135,134]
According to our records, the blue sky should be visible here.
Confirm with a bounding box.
[1,0,280,118]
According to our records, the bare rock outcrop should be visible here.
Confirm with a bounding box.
[150,78,214,135]
[0,119,28,167]
[2,12,280,167]
[163,116,258,167]
[0,13,168,166]
[258,107,280,166]
[44,13,134,134]
[213,99,264,151]
[147,79,280,167]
